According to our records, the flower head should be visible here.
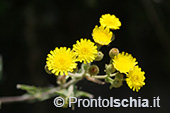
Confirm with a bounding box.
[73,38,98,63]
[46,47,77,76]
[126,66,145,92]
[113,52,138,74]
[92,25,113,45]
[100,14,121,30]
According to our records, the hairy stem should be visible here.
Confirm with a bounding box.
[91,72,118,79]
[0,78,82,105]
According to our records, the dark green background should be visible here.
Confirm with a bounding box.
[0,0,170,113]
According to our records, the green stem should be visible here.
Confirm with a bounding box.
[88,72,118,79]
[68,63,86,78]
[96,43,102,51]
[109,59,113,64]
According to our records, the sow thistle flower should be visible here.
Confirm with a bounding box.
[0,13,147,109]
[100,14,121,30]
[126,66,145,92]
[113,52,138,74]
[46,47,77,76]
[73,38,98,64]
[92,25,113,45]
[44,13,146,94]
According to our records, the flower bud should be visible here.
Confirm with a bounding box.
[44,65,52,74]
[111,78,123,88]
[95,51,104,61]
[109,48,119,58]
[105,64,116,74]
[88,65,99,75]
[115,73,124,79]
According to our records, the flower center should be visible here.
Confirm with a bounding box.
[107,21,113,25]
[59,58,65,65]
[81,48,89,54]
[133,75,139,82]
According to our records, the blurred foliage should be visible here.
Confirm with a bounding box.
[0,55,2,82]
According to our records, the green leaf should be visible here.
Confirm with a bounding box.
[17,84,58,101]
[17,84,41,95]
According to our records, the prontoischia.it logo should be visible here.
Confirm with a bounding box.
[54,96,160,108]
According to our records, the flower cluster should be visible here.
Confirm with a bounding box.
[0,13,147,111]
[45,13,146,92]
[92,14,121,45]
[112,52,145,92]
[46,39,98,76]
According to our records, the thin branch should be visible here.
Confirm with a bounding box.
[88,72,118,79]
[68,63,85,78]
[0,95,34,104]
[0,78,82,104]
[85,76,105,85]
[0,63,85,105]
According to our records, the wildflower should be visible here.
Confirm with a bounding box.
[73,38,98,63]
[113,52,137,74]
[46,47,77,76]
[100,14,121,30]
[92,25,113,45]
[126,66,145,92]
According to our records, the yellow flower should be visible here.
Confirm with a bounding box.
[100,14,121,30]
[46,47,77,76]
[113,52,138,74]
[126,66,145,92]
[92,25,113,45]
[73,38,98,64]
